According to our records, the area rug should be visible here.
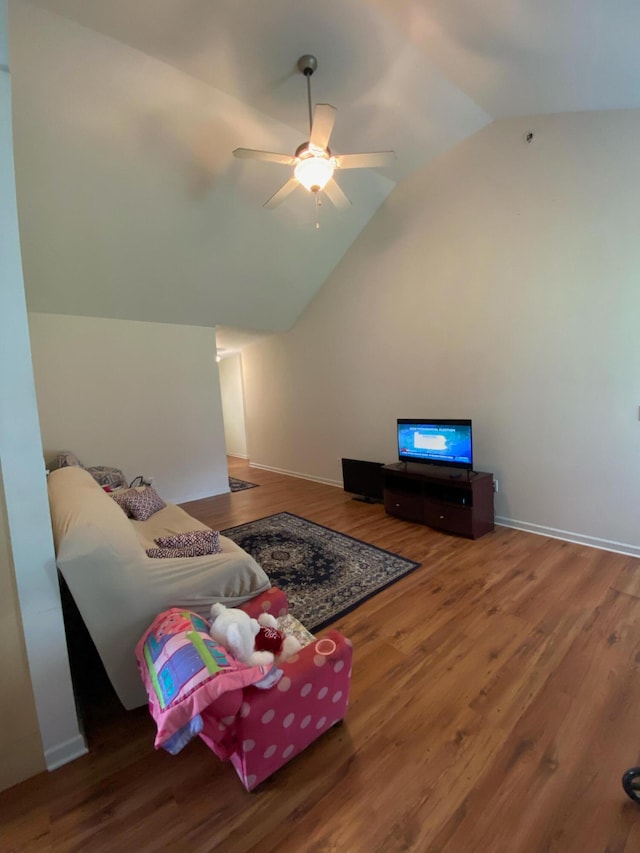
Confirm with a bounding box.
[221,512,421,631]
[229,476,259,492]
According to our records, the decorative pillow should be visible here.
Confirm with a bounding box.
[146,540,220,559]
[52,451,84,470]
[110,485,166,521]
[86,465,128,490]
[135,608,273,751]
[154,530,222,553]
[109,488,136,517]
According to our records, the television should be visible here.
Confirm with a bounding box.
[341,458,385,503]
[397,419,473,471]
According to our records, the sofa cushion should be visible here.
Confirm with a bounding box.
[47,465,141,557]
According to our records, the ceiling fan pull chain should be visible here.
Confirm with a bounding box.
[315,192,321,229]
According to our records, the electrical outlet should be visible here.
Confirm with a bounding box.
[493,478,499,493]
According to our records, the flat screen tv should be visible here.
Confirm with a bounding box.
[397,419,473,471]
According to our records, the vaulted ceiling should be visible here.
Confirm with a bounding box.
[10,0,640,349]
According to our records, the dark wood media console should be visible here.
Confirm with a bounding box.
[382,463,494,539]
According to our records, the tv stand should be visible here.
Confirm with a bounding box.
[382,463,494,539]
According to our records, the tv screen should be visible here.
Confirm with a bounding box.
[397,419,473,471]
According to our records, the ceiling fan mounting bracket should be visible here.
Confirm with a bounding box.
[297,54,318,77]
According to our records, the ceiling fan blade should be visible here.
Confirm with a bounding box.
[233,148,295,166]
[322,177,351,211]
[263,178,299,209]
[333,151,397,170]
[309,104,337,150]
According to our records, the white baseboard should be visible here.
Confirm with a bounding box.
[495,516,640,558]
[45,734,88,771]
[249,461,342,489]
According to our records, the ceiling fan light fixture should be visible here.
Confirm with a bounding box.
[294,153,334,192]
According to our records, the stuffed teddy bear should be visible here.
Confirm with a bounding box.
[209,604,301,666]
[209,603,275,667]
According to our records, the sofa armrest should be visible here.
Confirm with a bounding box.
[238,586,289,620]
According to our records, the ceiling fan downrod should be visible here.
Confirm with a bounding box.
[297,54,318,135]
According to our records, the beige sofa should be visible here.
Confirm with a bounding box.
[48,466,270,709]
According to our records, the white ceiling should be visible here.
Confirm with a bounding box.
[14,0,640,349]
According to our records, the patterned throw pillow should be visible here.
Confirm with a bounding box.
[146,538,221,559]
[110,486,166,521]
[109,488,136,517]
[53,451,84,470]
[86,465,128,490]
[126,485,166,521]
[154,530,222,553]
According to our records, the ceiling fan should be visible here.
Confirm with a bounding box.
[233,55,396,212]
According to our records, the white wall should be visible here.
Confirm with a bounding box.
[29,314,228,503]
[242,111,640,555]
[1,0,84,790]
[219,354,248,458]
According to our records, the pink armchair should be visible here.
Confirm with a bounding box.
[199,588,353,791]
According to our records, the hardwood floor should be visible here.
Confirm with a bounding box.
[4,457,640,852]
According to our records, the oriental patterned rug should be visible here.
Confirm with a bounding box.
[221,512,421,631]
[228,476,259,492]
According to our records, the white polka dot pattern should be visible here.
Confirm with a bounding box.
[207,596,353,794]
